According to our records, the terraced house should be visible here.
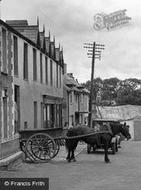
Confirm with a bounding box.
[0,19,64,167]
[63,72,89,128]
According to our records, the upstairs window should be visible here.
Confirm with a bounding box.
[23,43,28,80]
[33,48,37,81]
[2,28,7,73]
[45,57,48,84]
[59,66,62,88]
[50,60,53,86]
[13,36,18,76]
[70,92,73,103]
[56,64,59,88]
[40,53,43,83]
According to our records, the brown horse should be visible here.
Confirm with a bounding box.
[65,123,131,163]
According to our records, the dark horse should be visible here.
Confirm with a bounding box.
[65,123,131,163]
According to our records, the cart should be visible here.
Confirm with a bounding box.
[19,127,115,163]
[87,118,121,154]
[19,128,66,163]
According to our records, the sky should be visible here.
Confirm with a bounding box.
[1,0,141,83]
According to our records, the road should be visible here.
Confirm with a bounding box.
[1,141,141,190]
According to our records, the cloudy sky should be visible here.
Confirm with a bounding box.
[1,0,141,82]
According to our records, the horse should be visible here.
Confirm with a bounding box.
[65,123,131,163]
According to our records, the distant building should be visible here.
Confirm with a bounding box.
[63,72,89,128]
[0,18,64,167]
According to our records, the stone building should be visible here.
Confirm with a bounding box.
[0,19,22,168]
[5,19,64,130]
[0,18,64,167]
[63,72,89,128]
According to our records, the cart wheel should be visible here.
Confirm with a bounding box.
[87,144,91,154]
[53,139,60,158]
[25,133,56,162]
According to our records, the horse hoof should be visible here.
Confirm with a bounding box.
[105,160,111,163]
[67,159,71,163]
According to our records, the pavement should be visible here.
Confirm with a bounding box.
[2,141,141,190]
[53,142,86,161]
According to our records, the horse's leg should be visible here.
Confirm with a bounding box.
[66,149,71,162]
[70,141,78,162]
[71,149,76,162]
[104,140,110,163]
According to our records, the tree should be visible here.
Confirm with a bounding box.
[116,78,141,105]
[82,77,141,106]
[102,78,120,101]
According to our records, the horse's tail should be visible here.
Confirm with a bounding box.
[65,127,80,151]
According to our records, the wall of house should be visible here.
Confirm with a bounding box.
[0,20,64,162]
[62,87,69,127]
[68,91,78,126]
[64,90,89,127]
[0,25,20,160]
[13,33,63,130]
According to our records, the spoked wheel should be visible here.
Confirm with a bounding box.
[25,133,56,162]
[53,139,61,158]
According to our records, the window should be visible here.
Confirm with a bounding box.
[50,60,53,86]
[3,96,8,138]
[14,85,20,134]
[75,94,78,102]
[59,104,62,127]
[56,64,59,88]
[43,105,48,128]
[2,28,7,73]
[23,43,28,80]
[33,48,37,81]
[43,104,55,128]
[41,103,44,128]
[59,66,62,88]
[45,57,48,84]
[13,36,18,76]
[70,92,73,103]
[34,101,37,129]
[40,53,43,83]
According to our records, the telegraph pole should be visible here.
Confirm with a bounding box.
[84,42,105,128]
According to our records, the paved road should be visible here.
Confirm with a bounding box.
[1,141,141,190]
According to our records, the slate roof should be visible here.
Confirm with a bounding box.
[64,73,89,94]
[95,105,141,121]
[6,20,39,44]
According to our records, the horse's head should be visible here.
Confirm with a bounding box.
[120,124,131,140]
